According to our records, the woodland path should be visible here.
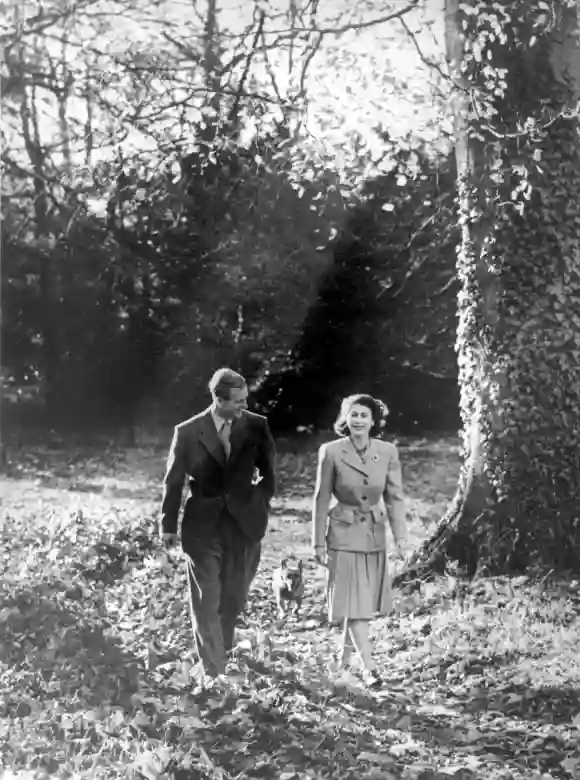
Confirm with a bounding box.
[1,438,579,780]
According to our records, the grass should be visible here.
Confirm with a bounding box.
[1,433,580,780]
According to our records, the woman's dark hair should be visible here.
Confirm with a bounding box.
[333,393,389,437]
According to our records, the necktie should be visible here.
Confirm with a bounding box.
[219,419,232,459]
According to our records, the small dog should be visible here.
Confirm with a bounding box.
[272,558,305,618]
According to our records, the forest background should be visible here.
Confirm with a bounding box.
[1,0,461,440]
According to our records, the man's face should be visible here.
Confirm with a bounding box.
[216,385,248,419]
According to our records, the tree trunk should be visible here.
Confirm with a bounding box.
[202,0,221,144]
[84,64,94,166]
[20,70,62,417]
[57,32,73,177]
[395,0,580,585]
[178,0,223,210]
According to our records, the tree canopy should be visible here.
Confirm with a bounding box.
[2,0,454,431]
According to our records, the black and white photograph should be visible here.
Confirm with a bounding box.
[3,0,580,778]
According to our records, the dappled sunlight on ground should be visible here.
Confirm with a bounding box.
[3,435,580,779]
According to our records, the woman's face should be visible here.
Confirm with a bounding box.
[346,403,373,436]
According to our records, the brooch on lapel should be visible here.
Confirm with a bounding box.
[371,453,380,463]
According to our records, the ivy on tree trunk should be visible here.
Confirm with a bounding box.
[395,0,580,584]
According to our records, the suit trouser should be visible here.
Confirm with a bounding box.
[183,509,261,677]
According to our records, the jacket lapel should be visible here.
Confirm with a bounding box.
[340,439,370,477]
[229,412,249,464]
[198,408,226,466]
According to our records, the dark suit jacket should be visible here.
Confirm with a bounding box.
[160,407,276,542]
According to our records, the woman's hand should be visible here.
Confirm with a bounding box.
[314,546,327,567]
[395,539,413,560]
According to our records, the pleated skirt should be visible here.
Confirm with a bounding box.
[326,548,393,624]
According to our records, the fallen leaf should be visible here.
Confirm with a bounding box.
[131,748,171,780]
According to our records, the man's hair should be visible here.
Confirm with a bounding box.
[209,368,247,400]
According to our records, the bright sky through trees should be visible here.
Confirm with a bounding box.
[2,0,450,196]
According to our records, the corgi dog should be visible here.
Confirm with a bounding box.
[272,557,305,618]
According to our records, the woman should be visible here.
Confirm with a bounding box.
[312,393,408,688]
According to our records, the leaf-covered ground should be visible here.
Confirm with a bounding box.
[2,434,580,780]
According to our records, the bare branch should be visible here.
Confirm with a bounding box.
[228,10,266,124]
[161,31,203,66]
[0,0,99,48]
[288,0,297,76]
[259,24,283,104]
[399,17,460,89]
[265,0,420,36]
[94,82,297,130]
[298,31,324,100]
[84,64,94,166]
[221,11,263,76]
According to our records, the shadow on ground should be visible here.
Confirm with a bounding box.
[0,583,143,717]
[173,653,578,780]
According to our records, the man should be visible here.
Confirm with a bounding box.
[160,368,276,681]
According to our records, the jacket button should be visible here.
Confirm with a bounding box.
[363,478,369,485]
[362,495,368,501]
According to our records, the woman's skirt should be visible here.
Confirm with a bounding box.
[326,548,392,624]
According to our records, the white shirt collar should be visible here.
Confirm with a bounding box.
[211,407,230,432]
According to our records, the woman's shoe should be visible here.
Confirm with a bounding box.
[329,648,355,674]
[339,649,354,668]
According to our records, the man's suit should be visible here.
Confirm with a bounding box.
[161,406,276,676]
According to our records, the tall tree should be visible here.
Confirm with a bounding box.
[398,0,580,581]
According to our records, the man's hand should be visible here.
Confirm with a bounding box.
[161,533,179,550]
